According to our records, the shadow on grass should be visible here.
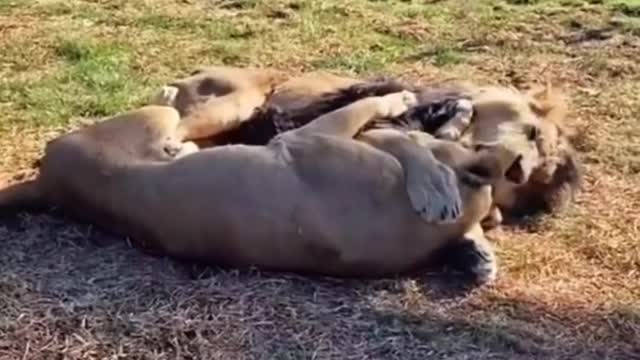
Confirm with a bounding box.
[0,211,636,359]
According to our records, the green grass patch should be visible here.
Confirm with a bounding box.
[216,0,259,10]
[613,14,640,35]
[610,0,640,16]
[410,45,466,67]
[309,35,418,74]
[506,0,540,4]
[2,38,148,126]
[430,47,465,67]
[136,14,200,31]
[0,0,30,14]
[32,1,75,16]
[310,49,391,74]
[134,13,263,45]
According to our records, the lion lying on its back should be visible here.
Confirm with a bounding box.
[0,67,538,284]
[151,68,582,225]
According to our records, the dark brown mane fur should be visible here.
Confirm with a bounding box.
[502,138,583,222]
[213,79,414,145]
[214,78,469,145]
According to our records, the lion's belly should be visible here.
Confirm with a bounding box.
[136,142,427,276]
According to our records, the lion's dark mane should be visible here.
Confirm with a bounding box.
[214,79,468,145]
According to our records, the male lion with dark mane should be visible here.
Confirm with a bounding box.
[150,67,582,227]
[0,66,538,284]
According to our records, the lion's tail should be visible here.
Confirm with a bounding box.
[0,178,46,215]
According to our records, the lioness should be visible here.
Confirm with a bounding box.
[0,87,526,283]
[150,68,581,224]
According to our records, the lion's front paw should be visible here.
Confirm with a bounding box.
[406,162,462,223]
[379,90,418,118]
[149,85,179,107]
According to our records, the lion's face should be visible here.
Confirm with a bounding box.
[408,131,532,198]
[461,86,566,186]
[463,85,582,219]
[422,135,538,226]
[471,124,542,187]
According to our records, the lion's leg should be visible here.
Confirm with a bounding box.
[174,89,267,141]
[103,105,195,161]
[290,90,417,139]
[150,67,281,141]
[149,84,262,141]
[434,223,498,285]
[358,128,462,223]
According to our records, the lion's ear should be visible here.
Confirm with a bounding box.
[526,83,578,139]
[526,83,568,124]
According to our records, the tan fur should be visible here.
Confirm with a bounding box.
[268,75,577,222]
[151,68,578,228]
[149,66,287,140]
[0,81,522,282]
[270,71,363,110]
[151,69,466,223]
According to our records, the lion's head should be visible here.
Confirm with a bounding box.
[461,84,583,221]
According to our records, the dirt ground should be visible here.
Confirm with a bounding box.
[0,0,639,359]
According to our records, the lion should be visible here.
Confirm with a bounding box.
[476,85,583,221]
[0,71,532,283]
[149,68,582,226]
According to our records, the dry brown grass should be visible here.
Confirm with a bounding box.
[1,0,639,359]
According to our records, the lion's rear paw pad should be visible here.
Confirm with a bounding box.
[436,241,498,285]
[406,165,462,223]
